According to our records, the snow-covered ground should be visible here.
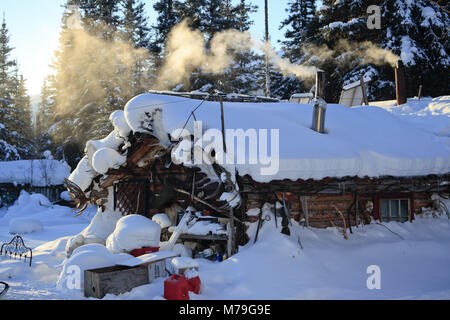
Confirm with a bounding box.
[1,96,449,300]
[1,192,450,300]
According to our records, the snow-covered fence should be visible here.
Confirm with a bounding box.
[0,160,71,206]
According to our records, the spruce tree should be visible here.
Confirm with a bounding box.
[11,74,33,142]
[0,17,33,160]
[271,0,317,99]
[35,75,57,155]
[150,0,180,64]
[160,0,260,94]
[280,0,316,61]
[120,0,153,96]
[49,2,92,166]
[302,0,448,101]
[380,0,449,98]
[121,0,150,48]
[218,0,259,94]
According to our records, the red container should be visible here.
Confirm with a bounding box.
[164,275,190,300]
[203,210,211,216]
[130,247,159,257]
[187,276,201,294]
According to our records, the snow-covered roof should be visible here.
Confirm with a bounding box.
[147,90,279,103]
[0,160,71,187]
[369,96,450,137]
[123,94,450,182]
[342,77,371,91]
[70,93,450,187]
[290,93,314,98]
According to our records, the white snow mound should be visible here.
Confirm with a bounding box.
[106,215,161,254]
[110,110,132,138]
[152,213,173,229]
[171,257,199,269]
[9,218,43,234]
[91,147,127,175]
[3,191,52,221]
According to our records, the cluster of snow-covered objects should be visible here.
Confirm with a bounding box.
[65,93,450,259]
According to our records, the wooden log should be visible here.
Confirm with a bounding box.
[227,209,236,257]
[126,138,160,166]
[300,195,310,227]
[100,173,126,189]
[84,265,149,299]
[179,234,228,241]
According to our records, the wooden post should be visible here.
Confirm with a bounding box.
[220,96,227,153]
[227,209,235,257]
[300,195,310,228]
[354,192,359,226]
[417,85,422,100]
[395,60,407,106]
[359,75,368,105]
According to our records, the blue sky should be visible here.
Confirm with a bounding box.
[1,0,290,96]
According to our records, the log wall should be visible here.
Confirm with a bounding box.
[244,190,435,229]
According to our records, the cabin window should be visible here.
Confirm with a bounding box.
[380,199,410,222]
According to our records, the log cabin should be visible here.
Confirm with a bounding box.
[66,91,450,256]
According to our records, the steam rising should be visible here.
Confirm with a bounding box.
[156,20,318,88]
[53,15,400,112]
[302,39,399,68]
[54,22,150,114]
[156,20,399,89]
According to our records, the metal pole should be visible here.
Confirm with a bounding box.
[264,0,271,97]
[220,96,227,153]
[312,71,327,133]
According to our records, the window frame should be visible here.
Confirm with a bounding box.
[373,193,415,222]
[380,198,411,222]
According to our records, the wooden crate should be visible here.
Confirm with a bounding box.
[84,265,149,299]
[146,260,168,282]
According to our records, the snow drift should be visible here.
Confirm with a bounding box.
[9,218,43,234]
[57,244,132,291]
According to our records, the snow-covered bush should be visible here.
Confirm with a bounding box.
[106,215,161,254]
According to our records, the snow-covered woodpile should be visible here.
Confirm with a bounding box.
[64,93,450,257]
